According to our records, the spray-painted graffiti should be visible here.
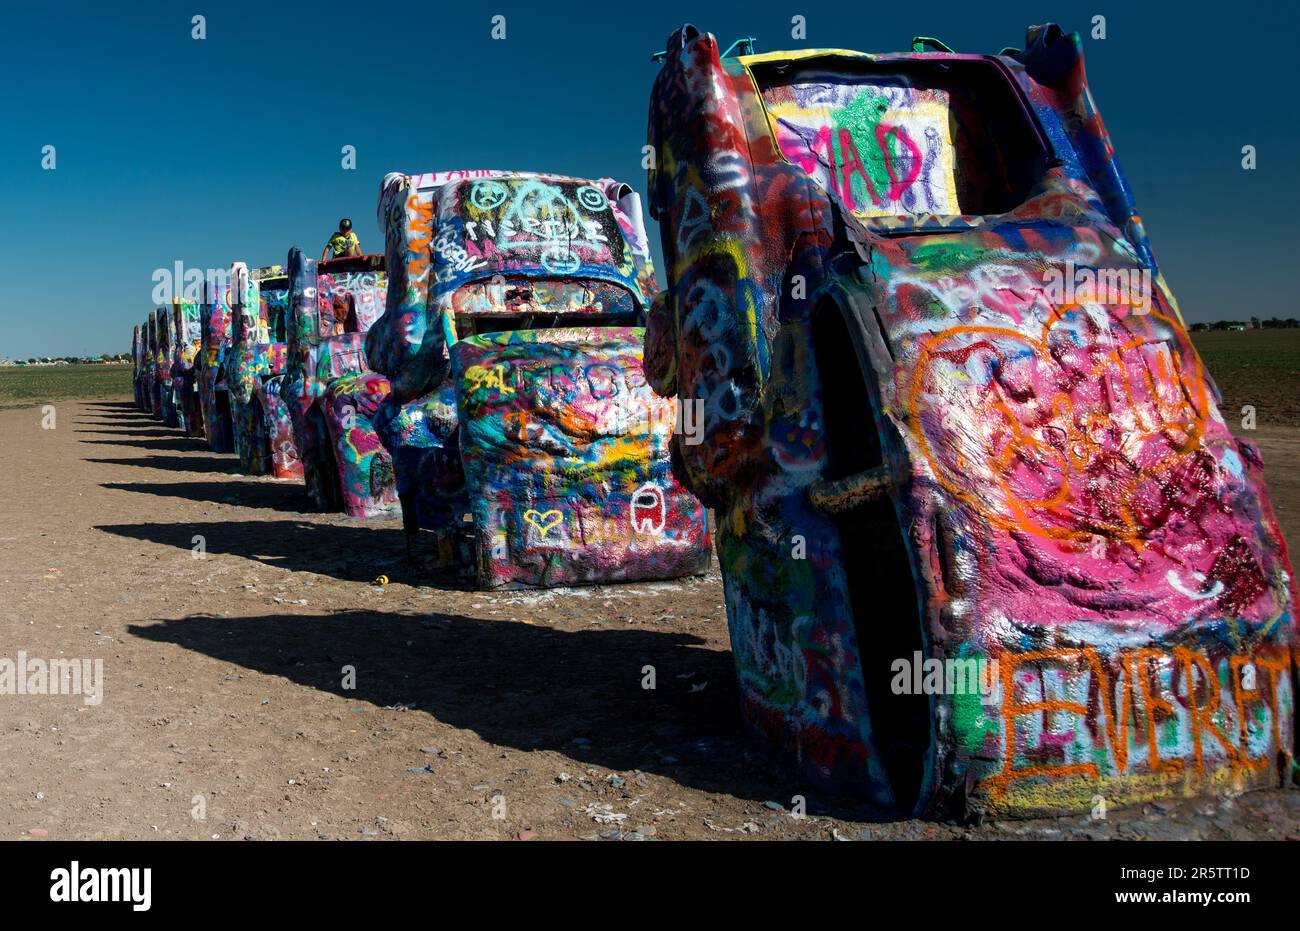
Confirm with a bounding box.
[371,383,467,563]
[281,251,396,516]
[646,24,1297,818]
[367,170,709,587]
[155,307,178,427]
[978,642,1293,809]
[252,281,301,480]
[452,327,709,588]
[225,263,297,476]
[169,296,204,437]
[143,313,161,417]
[131,325,148,411]
[873,228,1296,813]
[199,275,235,453]
[764,82,959,218]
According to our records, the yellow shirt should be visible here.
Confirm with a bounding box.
[326,230,360,258]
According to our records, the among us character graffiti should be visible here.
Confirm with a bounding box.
[645,24,1296,820]
[198,271,236,453]
[366,169,710,589]
[224,263,299,477]
[281,250,396,516]
[630,482,667,534]
[170,295,205,437]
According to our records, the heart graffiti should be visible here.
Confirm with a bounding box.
[522,508,564,539]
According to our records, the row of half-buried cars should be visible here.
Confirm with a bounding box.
[129,22,1297,823]
[131,175,713,590]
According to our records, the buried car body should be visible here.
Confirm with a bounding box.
[645,24,1297,819]
[153,306,176,425]
[170,295,204,437]
[226,263,298,477]
[198,273,236,453]
[366,169,711,589]
[131,324,148,412]
[282,251,395,515]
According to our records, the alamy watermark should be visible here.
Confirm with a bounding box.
[0,652,103,705]
[151,262,230,304]
[1043,260,1152,315]
[50,861,150,911]
[890,651,996,696]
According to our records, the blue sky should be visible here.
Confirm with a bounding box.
[2,0,1296,357]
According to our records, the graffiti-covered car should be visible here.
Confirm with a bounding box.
[225,263,299,476]
[155,306,178,427]
[144,313,161,417]
[198,272,235,453]
[282,251,394,514]
[170,295,204,436]
[132,324,148,411]
[645,25,1297,819]
[367,169,710,589]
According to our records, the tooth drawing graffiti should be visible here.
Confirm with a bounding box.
[366,169,710,588]
[646,24,1297,819]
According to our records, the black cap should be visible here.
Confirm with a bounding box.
[340,218,352,231]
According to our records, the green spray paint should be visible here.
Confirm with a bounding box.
[831,89,892,210]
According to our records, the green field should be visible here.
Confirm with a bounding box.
[1191,329,1300,428]
[0,364,133,410]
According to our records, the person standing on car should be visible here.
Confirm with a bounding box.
[322,218,361,260]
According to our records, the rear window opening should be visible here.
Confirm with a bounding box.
[449,277,641,320]
[255,275,287,328]
[810,295,931,814]
[751,56,1051,220]
[263,291,289,343]
[317,293,361,336]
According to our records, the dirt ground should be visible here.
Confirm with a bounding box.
[1,397,1296,841]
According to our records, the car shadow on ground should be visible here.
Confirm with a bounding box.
[81,416,164,431]
[82,402,145,413]
[102,481,311,513]
[127,607,878,818]
[86,455,241,474]
[76,426,182,438]
[85,400,142,409]
[95,519,415,583]
[81,436,213,451]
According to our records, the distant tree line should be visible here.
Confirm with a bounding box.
[3,354,130,365]
[1189,318,1300,332]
